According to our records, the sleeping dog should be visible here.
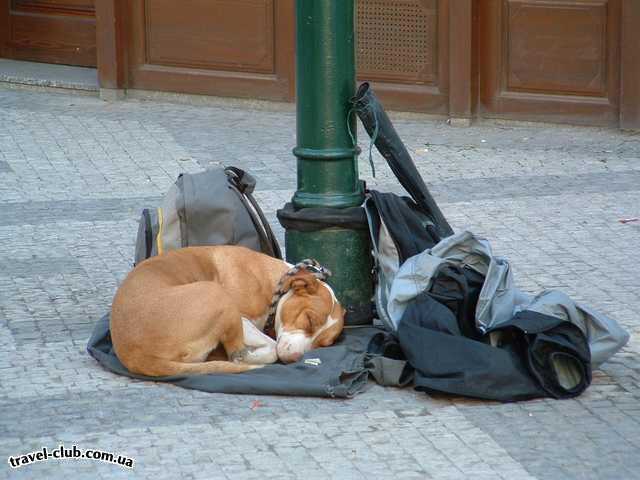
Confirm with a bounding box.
[110,246,345,376]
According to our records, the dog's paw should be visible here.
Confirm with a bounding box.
[229,345,278,365]
[241,318,276,348]
[243,344,277,365]
[229,346,276,365]
[237,318,277,364]
[229,347,251,364]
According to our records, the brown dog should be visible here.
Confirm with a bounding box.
[110,246,345,376]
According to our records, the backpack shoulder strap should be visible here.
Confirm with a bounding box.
[225,167,282,259]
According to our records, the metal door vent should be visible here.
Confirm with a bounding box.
[356,0,437,84]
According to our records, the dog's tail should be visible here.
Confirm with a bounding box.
[130,358,263,377]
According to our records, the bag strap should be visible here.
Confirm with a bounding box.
[143,208,153,260]
[244,192,283,259]
[225,166,283,260]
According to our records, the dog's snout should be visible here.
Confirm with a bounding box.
[277,342,303,363]
[282,350,302,363]
[276,333,309,364]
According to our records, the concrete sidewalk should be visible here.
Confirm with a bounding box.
[0,86,639,480]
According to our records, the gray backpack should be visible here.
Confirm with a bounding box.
[134,166,281,265]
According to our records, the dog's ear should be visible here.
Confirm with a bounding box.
[312,303,345,348]
[282,270,319,295]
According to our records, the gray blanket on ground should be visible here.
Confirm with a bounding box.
[87,313,382,398]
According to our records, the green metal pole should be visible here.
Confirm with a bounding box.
[284,0,372,324]
[293,0,361,209]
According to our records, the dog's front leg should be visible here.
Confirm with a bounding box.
[231,318,277,365]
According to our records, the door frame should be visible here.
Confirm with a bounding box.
[95,0,127,90]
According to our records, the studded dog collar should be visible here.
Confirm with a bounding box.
[263,259,332,337]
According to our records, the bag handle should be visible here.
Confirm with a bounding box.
[225,166,256,194]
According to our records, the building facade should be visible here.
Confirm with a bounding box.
[1,0,638,129]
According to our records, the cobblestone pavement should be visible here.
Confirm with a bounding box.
[0,86,639,480]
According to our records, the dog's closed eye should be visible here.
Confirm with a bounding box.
[296,311,323,333]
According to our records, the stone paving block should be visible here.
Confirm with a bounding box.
[0,86,639,479]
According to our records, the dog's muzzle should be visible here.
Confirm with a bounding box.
[276,332,311,364]
[273,284,339,364]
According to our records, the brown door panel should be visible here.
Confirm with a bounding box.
[1,2,9,58]
[126,0,295,102]
[355,0,450,113]
[479,0,621,126]
[3,0,96,67]
[9,11,96,66]
[144,0,275,74]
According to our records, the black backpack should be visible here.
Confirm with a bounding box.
[428,263,485,341]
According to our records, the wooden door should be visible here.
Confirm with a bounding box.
[1,0,97,67]
[479,0,621,126]
[123,0,449,109]
[125,0,295,102]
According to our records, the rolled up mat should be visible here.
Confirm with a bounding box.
[351,82,454,239]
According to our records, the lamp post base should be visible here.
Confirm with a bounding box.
[285,227,373,326]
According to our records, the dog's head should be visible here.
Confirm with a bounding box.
[274,269,345,363]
